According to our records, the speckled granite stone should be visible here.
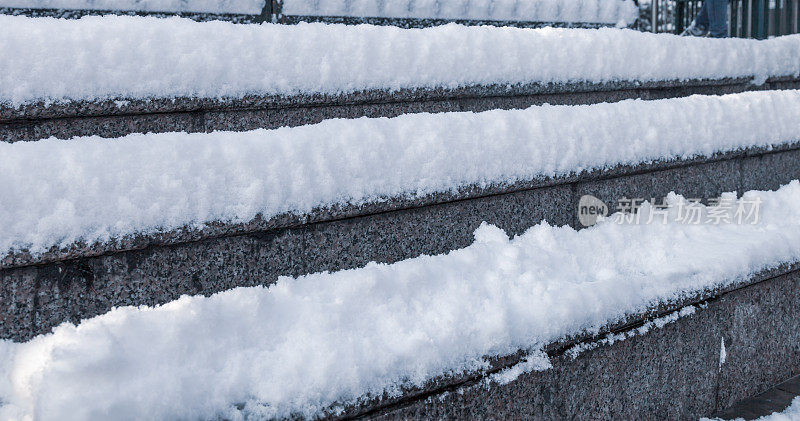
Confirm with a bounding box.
[2,77,797,143]
[31,112,206,141]
[304,185,572,273]
[740,148,800,193]
[1,228,306,342]
[365,270,800,420]
[714,272,800,411]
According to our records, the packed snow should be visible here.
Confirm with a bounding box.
[3,89,800,257]
[702,396,800,420]
[3,182,800,419]
[1,15,800,106]
[281,0,638,25]
[0,0,264,14]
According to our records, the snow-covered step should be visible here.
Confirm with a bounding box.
[2,183,800,419]
[0,0,638,27]
[280,0,639,27]
[0,0,267,23]
[0,0,265,14]
[2,16,800,142]
[1,90,800,342]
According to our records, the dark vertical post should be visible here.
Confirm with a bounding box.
[745,0,753,37]
[795,0,799,33]
[652,0,659,32]
[676,0,685,34]
[784,0,793,34]
[755,0,766,38]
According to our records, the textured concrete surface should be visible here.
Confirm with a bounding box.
[2,77,798,143]
[358,269,800,420]
[2,145,799,341]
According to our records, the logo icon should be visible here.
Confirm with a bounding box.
[578,195,608,227]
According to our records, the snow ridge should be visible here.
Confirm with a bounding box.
[1,15,799,106]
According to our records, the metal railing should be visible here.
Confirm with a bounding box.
[648,0,800,38]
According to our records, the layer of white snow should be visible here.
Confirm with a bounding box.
[702,396,800,420]
[3,89,800,257]
[281,0,639,25]
[3,182,800,420]
[1,15,800,106]
[0,0,264,14]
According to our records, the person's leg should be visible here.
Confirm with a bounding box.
[707,0,730,37]
[695,0,710,30]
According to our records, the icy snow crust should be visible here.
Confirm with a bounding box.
[2,90,800,258]
[281,0,639,25]
[0,0,264,14]
[3,183,800,419]
[1,15,800,106]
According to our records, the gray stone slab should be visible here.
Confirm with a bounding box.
[201,100,464,133]
[646,80,760,100]
[0,228,305,342]
[2,112,205,143]
[769,78,800,91]
[778,376,800,395]
[362,270,800,420]
[455,88,648,112]
[717,388,797,420]
[574,158,742,227]
[0,122,28,143]
[740,148,800,193]
[303,185,573,274]
[715,270,800,410]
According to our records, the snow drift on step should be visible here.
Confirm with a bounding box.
[280,0,638,25]
[2,89,800,258]
[0,0,264,14]
[2,182,800,420]
[1,15,799,106]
